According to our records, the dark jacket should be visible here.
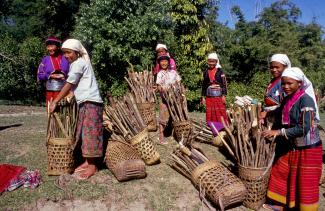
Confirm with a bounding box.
[201,68,227,97]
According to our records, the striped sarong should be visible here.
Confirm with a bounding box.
[205,96,228,124]
[267,144,322,210]
[76,102,103,158]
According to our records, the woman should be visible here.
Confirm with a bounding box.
[262,67,322,211]
[153,43,176,76]
[156,55,181,144]
[201,52,228,124]
[49,39,103,180]
[37,36,69,108]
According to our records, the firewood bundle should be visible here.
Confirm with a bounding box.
[192,119,214,143]
[47,97,78,139]
[104,93,146,140]
[161,82,189,122]
[221,103,276,168]
[124,70,156,103]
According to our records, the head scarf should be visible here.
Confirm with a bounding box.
[62,39,90,62]
[156,44,168,51]
[270,54,291,68]
[282,67,320,121]
[45,36,62,47]
[158,55,170,62]
[208,52,222,68]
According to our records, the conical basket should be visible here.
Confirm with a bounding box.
[105,141,146,182]
[238,165,271,210]
[191,160,247,209]
[129,128,160,165]
[137,102,157,132]
[173,120,193,142]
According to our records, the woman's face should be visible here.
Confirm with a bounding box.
[281,76,302,95]
[47,44,59,56]
[207,59,217,69]
[269,61,286,78]
[157,48,167,56]
[159,59,169,70]
[63,49,78,63]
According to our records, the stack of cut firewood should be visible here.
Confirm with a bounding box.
[161,83,189,122]
[221,103,276,168]
[124,69,156,103]
[104,93,146,140]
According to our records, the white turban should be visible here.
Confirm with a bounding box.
[282,67,320,121]
[156,43,168,51]
[270,54,291,68]
[62,39,90,62]
[208,52,222,68]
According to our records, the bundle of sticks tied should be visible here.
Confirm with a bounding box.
[220,102,276,210]
[104,93,160,165]
[124,69,158,131]
[192,119,226,147]
[168,138,246,211]
[161,82,192,143]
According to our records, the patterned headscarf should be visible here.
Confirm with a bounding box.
[62,39,90,62]
[270,54,291,68]
[282,67,320,121]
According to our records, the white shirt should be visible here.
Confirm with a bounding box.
[66,58,103,104]
[156,69,181,89]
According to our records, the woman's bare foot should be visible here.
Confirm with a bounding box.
[74,160,89,172]
[73,158,98,180]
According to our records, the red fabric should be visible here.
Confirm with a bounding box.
[206,97,228,123]
[45,91,61,110]
[0,164,26,193]
[208,68,217,82]
[50,54,62,71]
[267,145,322,209]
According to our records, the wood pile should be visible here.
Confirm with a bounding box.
[221,103,276,168]
[124,69,156,103]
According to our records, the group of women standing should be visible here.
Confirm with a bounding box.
[37,37,322,209]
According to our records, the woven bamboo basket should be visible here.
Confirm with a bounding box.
[129,128,160,165]
[320,163,325,185]
[173,120,193,142]
[137,102,157,132]
[105,141,146,182]
[238,165,271,210]
[191,160,247,209]
[47,137,74,175]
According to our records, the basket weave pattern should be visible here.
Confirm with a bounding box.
[47,138,74,175]
[238,165,271,210]
[191,160,246,209]
[137,102,157,132]
[105,141,146,181]
[129,128,160,165]
[173,120,192,142]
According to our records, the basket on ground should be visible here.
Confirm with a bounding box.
[137,102,157,132]
[191,160,247,209]
[173,120,193,142]
[129,128,160,165]
[105,141,146,182]
[47,112,75,176]
[238,165,271,210]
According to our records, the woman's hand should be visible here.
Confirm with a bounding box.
[262,129,280,139]
[50,73,65,80]
[49,101,57,113]
[201,97,206,106]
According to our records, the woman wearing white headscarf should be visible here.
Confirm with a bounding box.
[49,39,103,180]
[262,67,322,211]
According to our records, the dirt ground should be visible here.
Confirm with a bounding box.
[1,105,325,211]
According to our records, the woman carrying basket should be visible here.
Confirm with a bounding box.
[49,39,103,180]
[262,67,322,211]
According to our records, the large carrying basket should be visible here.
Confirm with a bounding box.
[129,128,160,165]
[47,113,75,176]
[137,102,157,132]
[191,160,247,210]
[105,141,146,182]
[173,120,193,142]
[238,165,271,210]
